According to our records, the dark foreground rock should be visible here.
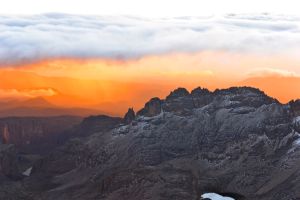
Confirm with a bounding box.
[123,108,135,124]
[1,87,300,200]
[0,144,21,180]
[137,97,162,117]
[72,115,122,136]
[0,116,83,154]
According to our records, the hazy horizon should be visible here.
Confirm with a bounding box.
[0,1,300,116]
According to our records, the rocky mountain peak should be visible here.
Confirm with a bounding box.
[214,86,266,96]
[137,97,162,117]
[123,108,135,124]
[166,87,190,100]
[290,99,300,116]
[1,86,300,200]
[137,86,277,117]
[78,115,122,135]
[191,87,211,96]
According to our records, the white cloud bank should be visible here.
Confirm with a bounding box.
[0,13,300,65]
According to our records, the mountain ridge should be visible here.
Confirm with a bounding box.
[0,97,109,117]
[0,86,299,200]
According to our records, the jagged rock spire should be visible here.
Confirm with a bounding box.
[191,87,210,96]
[123,108,135,124]
[166,87,189,100]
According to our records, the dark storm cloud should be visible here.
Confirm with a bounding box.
[0,13,299,65]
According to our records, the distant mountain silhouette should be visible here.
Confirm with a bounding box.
[0,97,54,109]
[0,106,105,117]
[0,97,106,117]
[19,97,54,107]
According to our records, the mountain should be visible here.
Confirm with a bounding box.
[0,97,106,117]
[0,144,21,181]
[0,116,83,154]
[0,69,175,116]
[239,75,300,103]
[0,106,105,117]
[72,115,123,136]
[0,86,300,200]
[0,114,123,155]
[18,97,55,108]
[0,114,122,195]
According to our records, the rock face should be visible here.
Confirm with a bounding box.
[123,108,135,124]
[0,116,83,154]
[75,115,122,135]
[1,86,300,200]
[166,87,190,100]
[290,99,300,116]
[137,97,162,117]
[0,144,20,180]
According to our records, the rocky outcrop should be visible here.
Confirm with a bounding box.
[191,87,213,108]
[166,87,190,100]
[76,115,122,135]
[137,97,162,117]
[1,86,300,200]
[0,144,21,180]
[123,108,135,124]
[137,86,277,117]
[0,116,82,154]
[290,99,300,116]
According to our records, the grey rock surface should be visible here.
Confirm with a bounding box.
[0,116,83,154]
[123,108,135,124]
[137,97,162,117]
[1,86,300,200]
[0,144,21,180]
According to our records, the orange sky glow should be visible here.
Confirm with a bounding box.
[1,51,300,116]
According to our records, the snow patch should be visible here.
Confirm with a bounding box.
[22,167,32,176]
[287,133,300,154]
[201,193,235,200]
[137,111,164,122]
[294,134,300,146]
[294,116,300,126]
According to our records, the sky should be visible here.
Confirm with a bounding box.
[0,0,300,115]
[1,0,300,16]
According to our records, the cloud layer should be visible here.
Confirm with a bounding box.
[247,67,300,77]
[0,13,300,65]
[0,88,57,100]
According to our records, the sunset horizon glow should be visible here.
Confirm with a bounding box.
[0,13,300,116]
[1,51,300,116]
